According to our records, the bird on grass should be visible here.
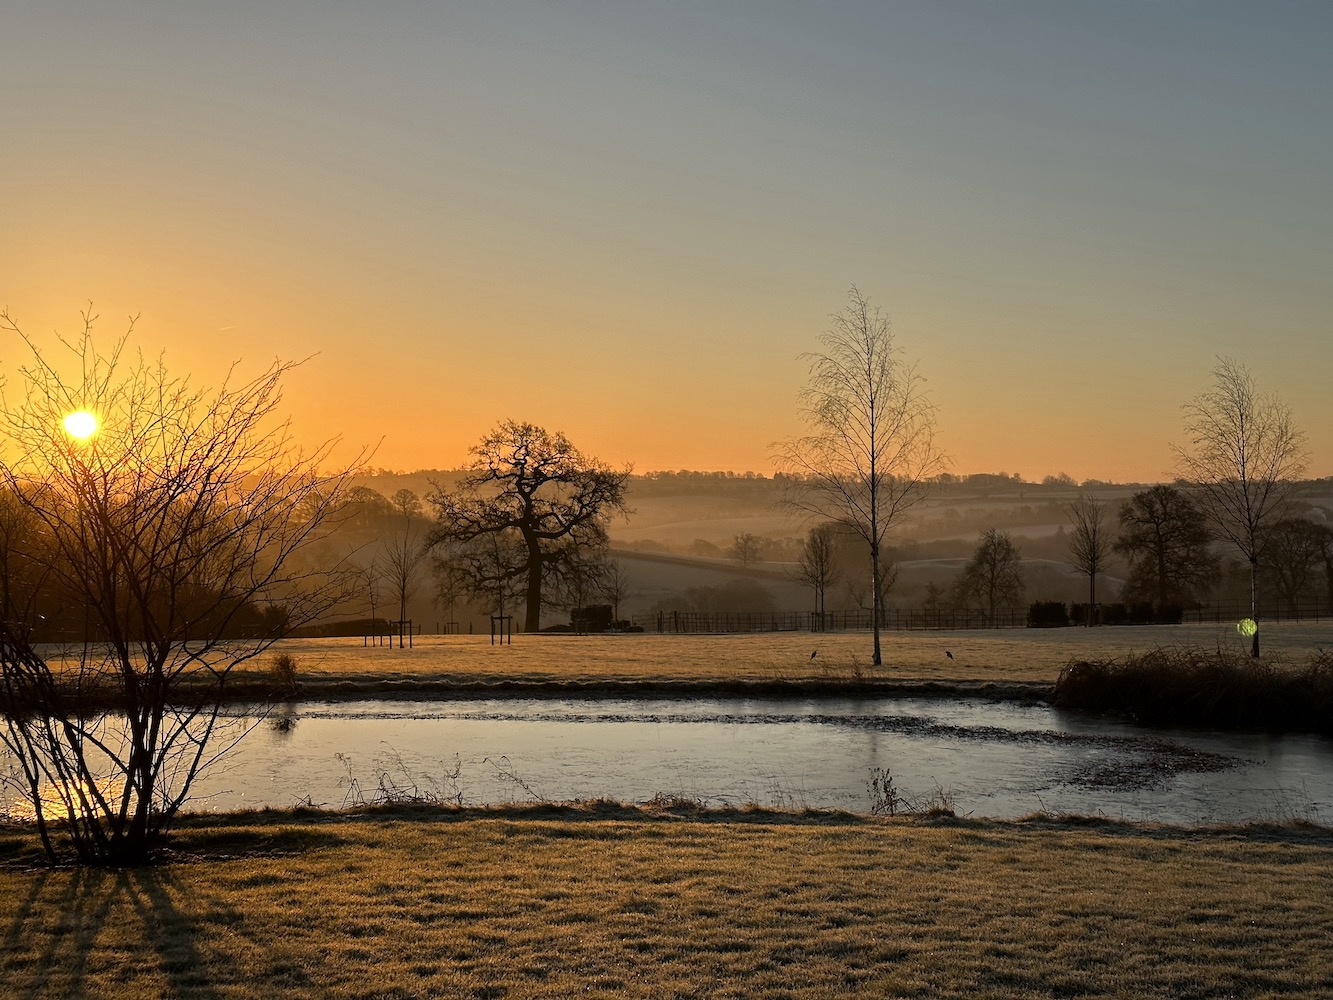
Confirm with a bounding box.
[810,650,818,660]
[945,650,954,660]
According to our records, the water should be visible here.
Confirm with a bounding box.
[167,696,1333,825]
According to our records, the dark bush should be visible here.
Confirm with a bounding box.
[1026,601,1070,628]
[1097,603,1129,625]
[1053,647,1333,733]
[1128,602,1156,624]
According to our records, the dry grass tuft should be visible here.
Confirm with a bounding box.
[268,651,300,697]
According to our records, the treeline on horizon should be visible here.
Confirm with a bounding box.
[357,467,1333,505]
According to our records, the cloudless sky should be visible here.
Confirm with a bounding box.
[4,2,1330,482]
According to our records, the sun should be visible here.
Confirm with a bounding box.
[62,410,99,441]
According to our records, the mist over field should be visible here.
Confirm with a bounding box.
[348,469,1333,631]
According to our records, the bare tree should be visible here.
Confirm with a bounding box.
[382,489,426,628]
[356,554,384,628]
[425,422,630,633]
[1173,358,1308,655]
[1114,485,1218,615]
[951,529,1025,626]
[728,532,764,568]
[922,580,946,625]
[0,487,48,628]
[550,538,611,620]
[428,546,465,631]
[0,308,358,865]
[383,533,427,628]
[1262,518,1333,615]
[1063,494,1114,625]
[390,488,423,523]
[600,558,634,622]
[793,523,841,626]
[844,552,898,623]
[344,485,394,528]
[426,531,524,627]
[775,287,946,665]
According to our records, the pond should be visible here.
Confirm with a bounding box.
[165,696,1333,825]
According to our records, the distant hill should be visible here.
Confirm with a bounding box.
[348,470,1331,627]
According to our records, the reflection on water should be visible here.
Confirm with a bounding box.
[4,776,124,824]
[114,697,1332,826]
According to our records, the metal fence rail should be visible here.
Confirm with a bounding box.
[639,609,1027,634]
[637,600,1332,635]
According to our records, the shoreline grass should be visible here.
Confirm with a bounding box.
[1054,647,1333,734]
[3,804,1332,997]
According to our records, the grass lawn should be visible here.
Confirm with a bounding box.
[37,623,1333,706]
[245,621,1333,690]
[2,806,1332,998]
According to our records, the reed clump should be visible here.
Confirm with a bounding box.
[1054,646,1333,732]
[269,651,300,697]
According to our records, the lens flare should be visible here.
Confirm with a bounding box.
[1237,618,1258,637]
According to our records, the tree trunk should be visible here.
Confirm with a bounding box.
[1250,556,1260,657]
[870,541,883,666]
[524,557,543,633]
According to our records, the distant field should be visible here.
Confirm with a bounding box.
[257,621,1333,688]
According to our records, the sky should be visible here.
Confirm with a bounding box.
[3,2,1330,483]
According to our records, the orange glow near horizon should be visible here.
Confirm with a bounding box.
[6,8,1330,486]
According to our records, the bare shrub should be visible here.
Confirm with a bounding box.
[269,652,300,698]
[0,308,361,866]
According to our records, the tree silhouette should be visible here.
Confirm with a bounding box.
[728,532,764,567]
[0,307,358,865]
[1063,494,1114,624]
[1174,358,1308,654]
[952,529,1025,626]
[425,421,629,632]
[599,558,634,622]
[1113,485,1217,614]
[383,489,426,626]
[793,523,841,625]
[775,287,946,665]
[1262,517,1332,615]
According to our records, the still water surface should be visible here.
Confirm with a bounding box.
[186,697,1333,826]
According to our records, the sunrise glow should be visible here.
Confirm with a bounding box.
[62,410,99,441]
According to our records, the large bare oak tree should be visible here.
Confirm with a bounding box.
[426,421,629,632]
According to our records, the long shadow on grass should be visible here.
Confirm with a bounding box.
[0,817,349,996]
[0,867,236,998]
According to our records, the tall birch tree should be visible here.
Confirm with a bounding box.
[775,288,946,666]
[1173,358,1307,656]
